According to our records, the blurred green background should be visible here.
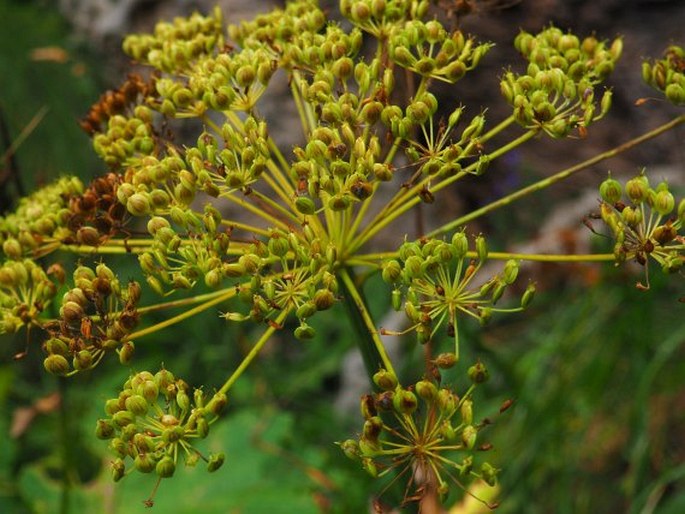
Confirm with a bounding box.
[1,1,684,513]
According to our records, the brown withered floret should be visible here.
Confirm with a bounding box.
[79,73,157,135]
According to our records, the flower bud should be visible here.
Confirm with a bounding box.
[381,260,402,283]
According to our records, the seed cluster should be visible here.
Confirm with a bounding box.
[381,233,534,359]
[501,26,621,137]
[642,45,685,105]
[598,171,684,288]
[42,264,141,375]
[96,369,226,486]
[340,364,498,506]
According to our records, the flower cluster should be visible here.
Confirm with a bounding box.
[381,233,534,359]
[0,260,60,334]
[642,45,685,105]
[0,176,84,258]
[96,370,226,489]
[223,228,339,339]
[598,171,684,288]
[340,364,498,506]
[122,8,224,73]
[42,263,142,374]
[388,19,492,83]
[501,26,621,137]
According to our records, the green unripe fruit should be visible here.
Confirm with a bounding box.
[111,459,125,482]
[462,424,477,450]
[653,189,675,216]
[95,419,116,439]
[313,289,335,311]
[295,196,316,215]
[2,238,23,259]
[45,337,69,356]
[435,352,457,369]
[481,462,499,487]
[502,259,519,285]
[437,388,457,413]
[392,389,418,415]
[156,456,176,478]
[362,416,383,442]
[206,392,228,416]
[468,361,490,384]
[73,350,94,371]
[665,83,685,105]
[207,452,225,472]
[113,410,135,427]
[134,453,156,473]
[294,322,316,340]
[599,175,623,204]
[44,354,70,376]
[340,439,360,460]
[118,341,135,365]
[521,283,536,308]
[415,379,438,402]
[626,174,649,203]
[381,260,402,283]
[372,369,398,391]
[126,193,151,216]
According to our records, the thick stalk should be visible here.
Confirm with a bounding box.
[338,267,396,378]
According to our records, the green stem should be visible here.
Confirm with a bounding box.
[125,288,236,341]
[218,309,290,395]
[354,251,616,263]
[478,114,516,144]
[349,129,539,254]
[338,267,396,377]
[429,114,685,237]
